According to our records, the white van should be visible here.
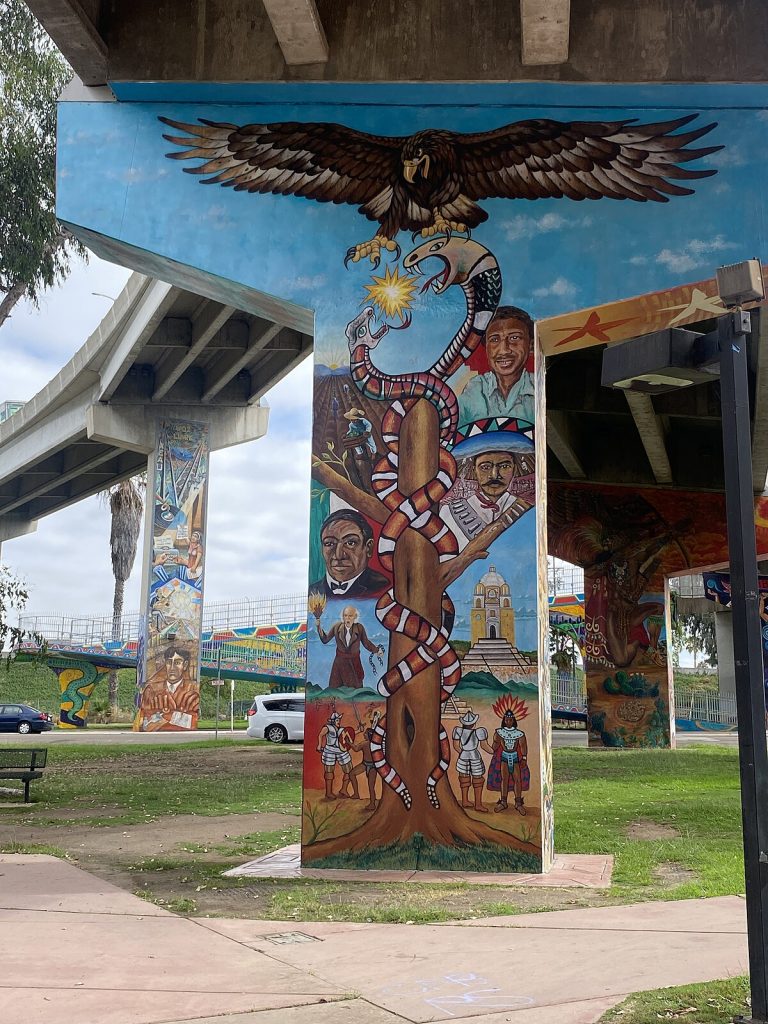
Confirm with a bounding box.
[245,693,305,743]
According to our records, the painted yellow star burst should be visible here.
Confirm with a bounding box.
[363,266,418,321]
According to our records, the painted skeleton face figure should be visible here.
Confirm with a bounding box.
[474,451,516,498]
[485,316,531,390]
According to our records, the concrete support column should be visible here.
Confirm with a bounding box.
[302,237,551,874]
[714,606,737,703]
[583,569,673,748]
[133,419,210,732]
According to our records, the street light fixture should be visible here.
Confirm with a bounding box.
[603,259,768,1023]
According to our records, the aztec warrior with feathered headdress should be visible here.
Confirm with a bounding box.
[452,696,530,815]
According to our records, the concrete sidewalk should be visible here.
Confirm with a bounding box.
[0,854,748,1024]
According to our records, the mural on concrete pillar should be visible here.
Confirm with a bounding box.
[134,419,209,732]
[549,484,768,747]
[51,659,110,728]
[155,107,723,869]
[703,571,768,709]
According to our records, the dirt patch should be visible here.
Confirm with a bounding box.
[652,861,699,886]
[0,811,300,861]
[50,746,303,777]
[626,820,681,840]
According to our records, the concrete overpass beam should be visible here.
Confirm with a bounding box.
[262,0,329,65]
[0,516,38,545]
[86,402,269,454]
[520,0,571,65]
[201,321,282,403]
[624,391,673,485]
[25,0,107,86]
[547,410,586,479]
[151,301,236,401]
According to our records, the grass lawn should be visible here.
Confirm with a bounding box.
[0,742,747,921]
[598,976,750,1023]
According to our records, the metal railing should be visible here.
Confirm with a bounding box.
[19,592,308,647]
[548,558,584,598]
[550,672,587,711]
[669,575,706,598]
[674,687,738,725]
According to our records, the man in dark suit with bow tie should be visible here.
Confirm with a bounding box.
[309,509,389,600]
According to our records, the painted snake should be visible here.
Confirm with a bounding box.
[346,236,502,809]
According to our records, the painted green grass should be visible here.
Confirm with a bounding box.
[598,976,750,1023]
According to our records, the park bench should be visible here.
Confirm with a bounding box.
[0,749,48,803]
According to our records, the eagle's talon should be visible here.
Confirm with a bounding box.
[342,234,398,269]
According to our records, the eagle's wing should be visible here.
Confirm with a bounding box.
[454,115,721,202]
[159,118,405,211]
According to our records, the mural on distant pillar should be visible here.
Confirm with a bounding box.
[134,419,209,732]
[51,658,110,728]
[157,109,721,868]
[549,484,768,747]
[703,571,768,708]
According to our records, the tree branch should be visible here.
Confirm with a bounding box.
[311,457,387,524]
[440,498,534,588]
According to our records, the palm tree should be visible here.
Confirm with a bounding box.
[105,477,145,710]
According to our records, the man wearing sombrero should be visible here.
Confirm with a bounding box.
[452,710,495,812]
[439,429,535,549]
[342,406,377,458]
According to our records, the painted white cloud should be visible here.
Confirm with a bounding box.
[532,276,577,299]
[654,235,738,275]
[501,211,593,242]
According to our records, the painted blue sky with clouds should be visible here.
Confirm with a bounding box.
[57,85,768,370]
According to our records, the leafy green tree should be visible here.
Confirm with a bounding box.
[672,610,717,669]
[0,0,84,327]
[0,563,35,664]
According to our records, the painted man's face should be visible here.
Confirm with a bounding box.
[342,608,357,627]
[164,652,189,685]
[474,452,515,498]
[486,317,531,387]
[321,520,372,582]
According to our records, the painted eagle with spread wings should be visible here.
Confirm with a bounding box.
[160,114,721,267]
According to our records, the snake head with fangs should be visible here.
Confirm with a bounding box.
[345,306,390,353]
[402,235,498,294]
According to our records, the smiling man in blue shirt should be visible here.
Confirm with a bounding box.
[458,305,535,427]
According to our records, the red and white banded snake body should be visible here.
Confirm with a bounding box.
[345,236,502,810]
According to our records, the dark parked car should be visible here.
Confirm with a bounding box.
[0,704,53,734]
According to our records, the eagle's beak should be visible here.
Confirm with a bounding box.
[403,154,430,182]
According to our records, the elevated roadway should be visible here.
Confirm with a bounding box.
[0,273,312,546]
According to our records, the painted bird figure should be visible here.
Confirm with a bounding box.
[160,114,721,267]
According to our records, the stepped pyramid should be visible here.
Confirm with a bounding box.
[441,693,474,720]
[461,637,534,680]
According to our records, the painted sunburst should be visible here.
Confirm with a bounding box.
[363,265,418,322]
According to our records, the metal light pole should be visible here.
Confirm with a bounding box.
[718,309,768,1024]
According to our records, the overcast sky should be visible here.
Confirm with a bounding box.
[1,251,313,619]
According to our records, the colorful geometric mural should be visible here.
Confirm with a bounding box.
[134,419,209,732]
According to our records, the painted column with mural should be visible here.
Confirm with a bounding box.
[55,82,766,853]
[133,419,209,732]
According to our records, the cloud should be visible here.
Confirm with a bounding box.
[501,211,592,242]
[532,277,577,299]
[654,235,738,275]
